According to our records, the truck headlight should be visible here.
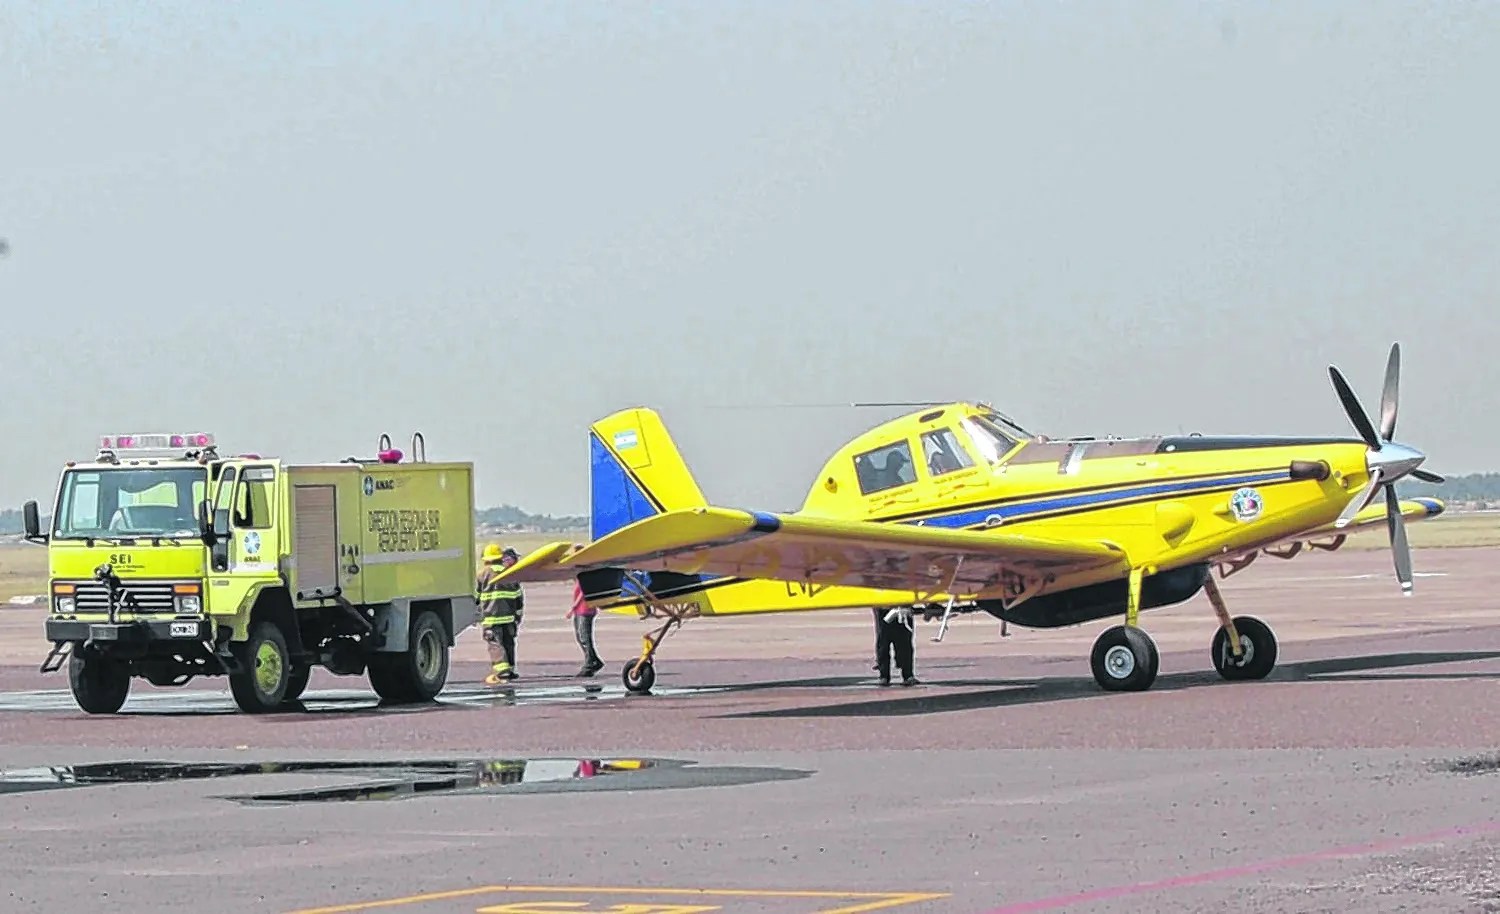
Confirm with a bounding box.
[172,583,203,614]
[55,596,75,614]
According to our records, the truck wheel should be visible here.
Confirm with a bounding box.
[229,620,292,713]
[367,656,408,703]
[282,664,312,704]
[68,646,130,714]
[369,610,449,704]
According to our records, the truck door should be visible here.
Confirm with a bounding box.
[207,464,282,615]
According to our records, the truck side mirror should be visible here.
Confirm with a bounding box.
[21,500,45,543]
[198,500,216,546]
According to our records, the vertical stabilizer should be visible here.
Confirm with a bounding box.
[589,408,708,541]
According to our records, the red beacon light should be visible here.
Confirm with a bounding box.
[99,432,215,451]
[378,448,404,464]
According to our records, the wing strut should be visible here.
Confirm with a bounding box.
[929,556,965,644]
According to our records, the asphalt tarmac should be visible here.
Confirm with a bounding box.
[1,547,1498,913]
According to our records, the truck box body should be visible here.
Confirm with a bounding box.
[284,461,476,610]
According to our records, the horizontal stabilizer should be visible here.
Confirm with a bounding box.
[495,540,587,582]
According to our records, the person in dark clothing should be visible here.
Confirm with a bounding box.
[873,606,918,686]
[567,580,604,677]
[477,545,523,684]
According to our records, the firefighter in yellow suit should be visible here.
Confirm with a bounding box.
[477,545,523,684]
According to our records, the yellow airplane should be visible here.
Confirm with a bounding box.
[500,343,1446,695]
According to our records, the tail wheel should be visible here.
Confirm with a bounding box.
[1090,625,1159,692]
[1211,615,1278,681]
[68,646,131,715]
[622,659,655,694]
[229,619,292,713]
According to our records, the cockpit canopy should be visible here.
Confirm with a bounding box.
[828,404,1034,501]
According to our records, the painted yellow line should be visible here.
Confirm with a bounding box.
[285,885,950,914]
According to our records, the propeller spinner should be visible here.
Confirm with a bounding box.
[1328,342,1444,595]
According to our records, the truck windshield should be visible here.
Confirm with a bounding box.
[53,467,208,540]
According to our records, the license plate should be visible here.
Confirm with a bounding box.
[169,622,199,638]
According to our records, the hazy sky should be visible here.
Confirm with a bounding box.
[2,1,1496,516]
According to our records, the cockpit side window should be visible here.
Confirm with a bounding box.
[853,440,917,495]
[921,427,976,477]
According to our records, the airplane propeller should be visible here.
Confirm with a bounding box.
[1327,342,1444,595]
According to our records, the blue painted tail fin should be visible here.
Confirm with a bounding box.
[589,407,708,542]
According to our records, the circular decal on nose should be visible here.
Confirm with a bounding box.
[1228,487,1263,522]
[243,531,262,555]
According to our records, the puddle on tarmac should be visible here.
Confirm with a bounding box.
[0,757,811,805]
[1434,753,1500,776]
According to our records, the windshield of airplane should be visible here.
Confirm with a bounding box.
[53,467,208,540]
[960,414,1024,463]
[978,410,1031,441]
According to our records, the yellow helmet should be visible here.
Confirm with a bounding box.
[482,544,519,563]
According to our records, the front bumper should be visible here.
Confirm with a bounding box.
[46,618,210,644]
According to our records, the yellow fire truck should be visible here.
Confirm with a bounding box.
[20,431,478,715]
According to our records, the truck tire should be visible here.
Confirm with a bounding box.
[282,664,312,704]
[229,619,292,714]
[68,646,130,715]
[368,610,449,704]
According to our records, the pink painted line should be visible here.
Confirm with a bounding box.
[980,821,1500,913]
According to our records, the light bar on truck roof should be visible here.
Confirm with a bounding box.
[99,433,215,450]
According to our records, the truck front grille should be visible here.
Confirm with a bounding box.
[70,581,179,614]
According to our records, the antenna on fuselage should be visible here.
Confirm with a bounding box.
[693,401,950,410]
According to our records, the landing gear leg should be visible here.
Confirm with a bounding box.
[1204,576,1278,681]
[620,573,700,695]
[1090,566,1160,692]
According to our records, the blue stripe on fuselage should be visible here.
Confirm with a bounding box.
[898,469,1289,530]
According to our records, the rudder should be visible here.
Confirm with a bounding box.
[589,407,708,541]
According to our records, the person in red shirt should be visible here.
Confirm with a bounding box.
[567,580,605,677]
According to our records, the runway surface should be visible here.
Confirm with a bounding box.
[2,547,1498,912]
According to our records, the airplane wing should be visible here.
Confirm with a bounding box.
[495,506,1128,597]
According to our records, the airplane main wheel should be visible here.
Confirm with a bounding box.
[1211,615,1278,681]
[622,659,655,694]
[1090,625,1159,692]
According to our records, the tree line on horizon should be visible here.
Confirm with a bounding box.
[3,474,1496,536]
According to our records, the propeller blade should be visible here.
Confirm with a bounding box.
[1334,467,1384,528]
[1329,365,1381,449]
[1385,485,1413,595]
[1379,342,1400,442]
[1411,469,1445,484]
